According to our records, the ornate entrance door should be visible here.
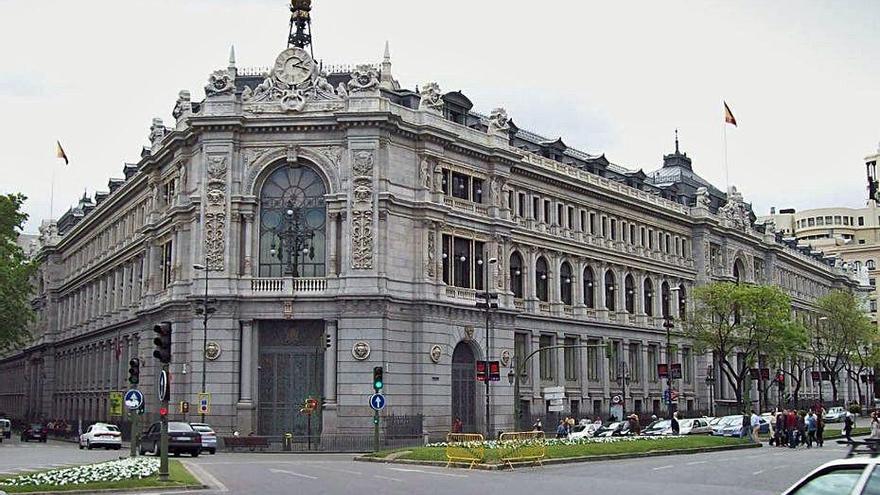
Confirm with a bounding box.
[451,342,477,433]
[257,321,324,437]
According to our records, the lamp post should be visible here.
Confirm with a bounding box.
[476,257,498,439]
[817,316,827,407]
[192,263,210,422]
[705,364,716,417]
[268,200,316,277]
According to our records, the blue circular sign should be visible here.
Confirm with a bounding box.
[124,389,144,410]
[369,393,386,411]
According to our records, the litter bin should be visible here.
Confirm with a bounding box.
[283,432,293,451]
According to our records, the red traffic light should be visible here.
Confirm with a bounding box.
[159,407,168,416]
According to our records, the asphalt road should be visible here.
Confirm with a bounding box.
[0,437,858,495]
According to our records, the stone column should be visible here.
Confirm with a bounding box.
[326,213,337,277]
[555,332,565,386]
[242,213,254,277]
[237,320,256,434]
[530,331,541,399]
[321,320,339,436]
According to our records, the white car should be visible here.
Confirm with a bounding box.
[190,423,217,454]
[782,457,880,494]
[79,423,122,450]
[825,407,848,423]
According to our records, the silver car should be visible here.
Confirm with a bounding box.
[190,423,217,454]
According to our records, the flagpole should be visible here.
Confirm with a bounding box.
[723,121,729,192]
[50,165,56,221]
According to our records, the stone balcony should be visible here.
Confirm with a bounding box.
[248,277,328,296]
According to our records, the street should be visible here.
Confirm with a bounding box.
[1,436,855,495]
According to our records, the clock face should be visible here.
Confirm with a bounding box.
[274,48,313,86]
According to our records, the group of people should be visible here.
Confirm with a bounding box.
[553,417,578,438]
[764,407,833,448]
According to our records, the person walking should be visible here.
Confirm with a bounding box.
[871,411,880,440]
[671,411,680,435]
[787,409,797,448]
[774,410,785,447]
[844,411,854,442]
[816,407,825,447]
[750,410,761,444]
[806,411,817,448]
[556,420,568,438]
[532,418,543,432]
[451,417,463,433]
[796,411,806,447]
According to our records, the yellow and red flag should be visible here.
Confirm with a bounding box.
[723,101,737,127]
[56,141,69,165]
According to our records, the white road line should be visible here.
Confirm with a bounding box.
[388,467,468,478]
[269,468,318,480]
[685,460,707,466]
[773,465,790,470]
[652,465,674,471]
[183,460,228,493]
[374,475,404,482]
[753,470,765,476]
[310,465,363,476]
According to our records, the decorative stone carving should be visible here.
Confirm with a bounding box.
[500,350,512,367]
[317,146,344,169]
[350,150,375,270]
[495,242,504,290]
[286,145,299,163]
[429,345,442,364]
[204,155,228,271]
[242,47,341,113]
[352,341,371,361]
[149,118,167,147]
[205,69,234,96]
[172,90,193,121]
[695,186,711,209]
[490,177,505,207]
[763,217,777,234]
[425,230,436,279]
[204,211,226,270]
[463,325,475,342]
[487,107,510,135]
[718,186,753,231]
[418,82,444,113]
[419,156,433,190]
[205,341,222,361]
[352,150,374,176]
[347,64,380,94]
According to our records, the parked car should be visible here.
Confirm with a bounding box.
[825,407,848,423]
[139,422,201,457]
[711,415,743,436]
[782,457,880,494]
[594,421,632,437]
[0,418,11,439]
[643,420,672,436]
[681,418,713,435]
[20,423,48,442]
[189,423,217,454]
[79,423,122,450]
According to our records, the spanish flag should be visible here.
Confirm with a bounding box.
[56,141,69,165]
[723,101,737,127]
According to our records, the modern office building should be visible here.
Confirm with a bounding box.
[0,5,863,440]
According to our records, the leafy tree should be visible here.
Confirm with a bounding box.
[0,193,36,351]
[684,282,803,411]
[809,290,875,403]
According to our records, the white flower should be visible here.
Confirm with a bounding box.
[0,457,160,487]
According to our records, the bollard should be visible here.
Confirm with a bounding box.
[283,432,293,451]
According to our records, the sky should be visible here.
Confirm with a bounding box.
[1,0,878,232]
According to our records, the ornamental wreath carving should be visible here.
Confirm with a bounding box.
[350,150,375,269]
[205,70,235,97]
[347,65,380,94]
[242,47,341,113]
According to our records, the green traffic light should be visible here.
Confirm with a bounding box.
[373,417,380,425]
[374,380,383,390]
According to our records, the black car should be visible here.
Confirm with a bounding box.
[21,423,48,442]
[139,422,201,457]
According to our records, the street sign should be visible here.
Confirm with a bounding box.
[657,364,669,378]
[548,405,564,412]
[476,361,487,382]
[124,389,145,411]
[197,393,210,415]
[109,392,123,417]
[369,393,386,411]
[488,361,501,382]
[549,398,564,406]
[157,370,170,402]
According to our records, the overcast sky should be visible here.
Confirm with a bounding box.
[2,0,879,232]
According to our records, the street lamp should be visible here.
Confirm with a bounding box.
[193,263,210,422]
[705,364,716,416]
[663,287,680,420]
[476,257,498,439]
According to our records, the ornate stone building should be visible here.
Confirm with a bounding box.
[0,8,863,438]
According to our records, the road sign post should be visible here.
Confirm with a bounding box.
[124,389,144,458]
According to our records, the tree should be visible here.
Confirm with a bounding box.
[684,282,803,411]
[809,290,874,403]
[0,193,36,351]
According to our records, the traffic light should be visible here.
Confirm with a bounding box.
[372,366,384,392]
[128,358,140,385]
[153,322,172,364]
[325,334,332,349]
[159,406,168,417]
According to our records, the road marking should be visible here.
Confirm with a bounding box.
[183,460,228,493]
[310,465,363,476]
[269,468,318,480]
[374,475,404,482]
[388,467,467,478]
[652,465,673,471]
[753,470,765,476]
[685,461,706,466]
[773,465,789,470]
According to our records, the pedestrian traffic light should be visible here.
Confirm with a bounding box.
[159,406,168,417]
[128,358,140,385]
[372,366,384,391]
[153,322,172,364]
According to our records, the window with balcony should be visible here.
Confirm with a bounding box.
[510,252,524,298]
[536,256,549,302]
[161,240,173,289]
[441,234,484,289]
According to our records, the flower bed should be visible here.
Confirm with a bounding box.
[425,434,684,449]
[0,457,159,488]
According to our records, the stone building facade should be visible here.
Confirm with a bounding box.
[0,25,863,438]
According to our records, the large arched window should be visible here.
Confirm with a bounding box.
[644,278,654,316]
[604,270,616,311]
[678,284,687,321]
[583,266,595,309]
[733,259,744,284]
[259,164,327,277]
[560,261,573,305]
[510,252,524,299]
[661,281,670,318]
[624,274,635,313]
[536,257,549,302]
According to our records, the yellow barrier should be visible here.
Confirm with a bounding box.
[498,431,547,468]
[445,433,485,468]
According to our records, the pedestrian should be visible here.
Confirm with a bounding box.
[806,411,817,448]
[796,411,806,447]
[532,418,543,432]
[871,411,880,439]
[556,420,568,438]
[741,411,750,440]
[787,409,797,448]
[774,410,785,447]
[671,411,680,435]
[844,411,854,442]
[816,407,825,447]
[628,414,641,436]
[451,417,463,433]
[750,410,761,444]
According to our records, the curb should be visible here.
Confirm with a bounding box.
[356,442,762,470]
[0,484,207,495]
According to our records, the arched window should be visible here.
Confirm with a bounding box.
[510,252,524,299]
[678,284,687,321]
[259,163,327,277]
[583,266,595,309]
[868,260,876,270]
[536,256,549,302]
[560,261,573,305]
[733,259,744,284]
[644,278,654,316]
[624,275,635,313]
[604,270,616,311]
[661,281,670,318]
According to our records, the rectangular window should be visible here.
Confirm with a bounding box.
[640,227,646,247]
[808,218,815,226]
[453,237,472,288]
[609,340,620,380]
[859,216,865,226]
[543,200,551,224]
[835,215,842,224]
[161,240,173,289]
[601,216,608,238]
[451,172,469,200]
[518,193,525,217]
[567,206,574,229]
[610,219,617,240]
[580,210,586,232]
[871,278,876,287]
[472,178,483,204]
[442,234,451,284]
[824,216,833,225]
[474,241,485,290]
[628,343,641,384]
[441,169,451,195]
[682,348,693,383]
[533,197,540,220]
[647,345,658,382]
[871,300,877,313]
[816,217,824,226]
[557,204,564,227]
[648,229,654,249]
[508,190,514,212]
[514,333,528,381]
[630,224,636,245]
[590,212,597,234]
[844,217,850,226]
[564,337,577,381]
[539,335,554,380]
[587,339,599,381]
